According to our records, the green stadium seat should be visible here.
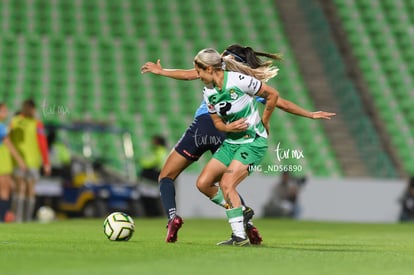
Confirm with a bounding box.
[84,15,101,37]
[336,0,414,175]
[292,0,397,177]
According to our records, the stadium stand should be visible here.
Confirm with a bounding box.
[334,0,414,175]
[1,0,343,176]
[298,0,397,177]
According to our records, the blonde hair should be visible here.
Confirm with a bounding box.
[194,48,278,82]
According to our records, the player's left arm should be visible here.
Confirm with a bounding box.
[210,114,249,133]
[36,121,51,175]
[255,83,279,134]
[277,97,336,119]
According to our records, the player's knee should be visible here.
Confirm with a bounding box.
[196,173,208,188]
[196,177,209,194]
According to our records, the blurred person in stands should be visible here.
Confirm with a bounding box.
[47,127,72,183]
[138,135,168,217]
[263,171,306,218]
[9,99,51,222]
[0,103,26,222]
[399,176,414,222]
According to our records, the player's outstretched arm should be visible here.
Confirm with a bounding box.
[256,83,279,134]
[140,59,198,80]
[277,97,336,119]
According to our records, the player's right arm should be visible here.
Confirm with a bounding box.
[3,136,26,171]
[276,97,336,119]
[140,59,198,80]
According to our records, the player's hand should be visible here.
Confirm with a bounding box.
[43,164,51,176]
[140,59,163,74]
[18,161,27,172]
[311,111,336,120]
[226,118,249,132]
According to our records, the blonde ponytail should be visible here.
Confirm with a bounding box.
[222,56,278,82]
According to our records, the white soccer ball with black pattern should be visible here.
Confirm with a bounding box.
[103,212,135,241]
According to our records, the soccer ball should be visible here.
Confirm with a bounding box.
[36,206,56,223]
[103,212,135,241]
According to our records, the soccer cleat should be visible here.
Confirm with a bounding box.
[165,215,184,243]
[217,234,250,246]
[243,206,263,244]
[243,206,255,226]
[246,223,263,245]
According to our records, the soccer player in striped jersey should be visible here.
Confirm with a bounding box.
[9,99,51,222]
[194,48,334,245]
[0,103,26,222]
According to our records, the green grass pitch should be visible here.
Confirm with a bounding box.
[1,218,414,275]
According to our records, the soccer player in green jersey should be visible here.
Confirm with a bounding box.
[194,48,282,245]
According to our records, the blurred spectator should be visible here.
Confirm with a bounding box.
[9,99,51,222]
[47,127,72,183]
[263,171,306,218]
[399,177,414,222]
[138,135,168,217]
[0,103,26,222]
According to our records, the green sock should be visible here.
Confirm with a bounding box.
[210,188,228,208]
[226,207,245,239]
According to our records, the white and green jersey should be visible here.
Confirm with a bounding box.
[203,71,267,144]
